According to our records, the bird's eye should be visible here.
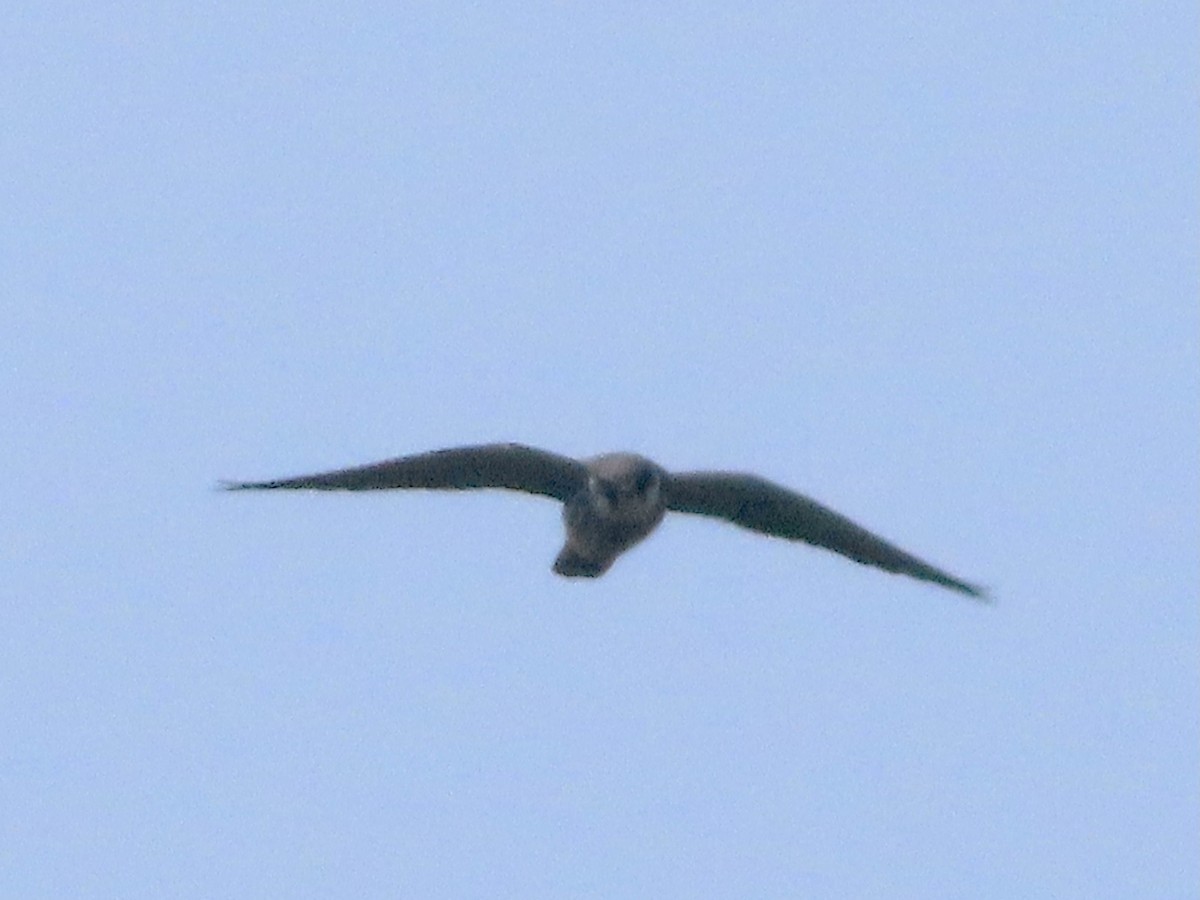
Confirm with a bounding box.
[603,484,620,506]
[634,469,656,493]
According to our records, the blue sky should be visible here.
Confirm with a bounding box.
[3,3,1197,897]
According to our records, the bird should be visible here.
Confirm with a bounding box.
[221,442,986,599]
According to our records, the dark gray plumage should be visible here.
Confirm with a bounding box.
[222,442,986,599]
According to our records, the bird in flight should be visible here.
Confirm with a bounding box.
[222,443,986,599]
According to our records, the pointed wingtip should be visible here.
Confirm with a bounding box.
[956,581,994,604]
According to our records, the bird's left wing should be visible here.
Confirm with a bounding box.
[663,471,986,599]
[221,443,587,502]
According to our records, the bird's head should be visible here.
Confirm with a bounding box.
[587,454,664,518]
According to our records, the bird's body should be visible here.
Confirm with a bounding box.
[223,443,986,599]
[553,453,667,577]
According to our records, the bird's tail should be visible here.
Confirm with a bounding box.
[552,546,610,578]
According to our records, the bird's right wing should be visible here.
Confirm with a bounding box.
[663,471,986,599]
[221,443,587,502]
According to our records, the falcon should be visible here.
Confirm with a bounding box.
[222,443,986,598]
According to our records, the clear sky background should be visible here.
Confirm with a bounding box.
[3,3,1197,898]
